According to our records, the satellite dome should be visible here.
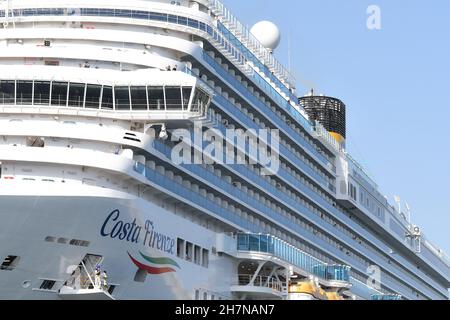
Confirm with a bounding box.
[250,20,281,51]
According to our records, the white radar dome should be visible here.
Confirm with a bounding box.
[250,20,281,51]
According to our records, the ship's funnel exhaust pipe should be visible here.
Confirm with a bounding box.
[299,93,347,145]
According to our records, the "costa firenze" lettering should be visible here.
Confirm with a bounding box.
[100,209,175,255]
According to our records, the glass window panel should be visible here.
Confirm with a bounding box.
[16,81,33,105]
[177,16,187,26]
[130,86,147,110]
[168,14,177,24]
[194,245,201,264]
[51,81,67,106]
[0,80,15,104]
[68,83,85,107]
[191,89,200,112]
[147,86,164,110]
[115,9,131,18]
[114,86,130,110]
[268,237,275,254]
[101,86,113,110]
[33,81,50,105]
[182,87,192,109]
[85,84,102,108]
[249,235,260,251]
[237,234,249,251]
[188,18,198,28]
[202,249,209,268]
[132,10,148,19]
[165,86,182,110]
[100,9,114,17]
[260,235,268,253]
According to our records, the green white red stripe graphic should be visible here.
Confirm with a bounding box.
[128,251,180,275]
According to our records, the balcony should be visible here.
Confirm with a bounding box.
[133,163,430,299]
[370,294,402,300]
[236,234,351,286]
[371,294,402,301]
[198,54,334,168]
[231,274,286,299]
[208,0,295,87]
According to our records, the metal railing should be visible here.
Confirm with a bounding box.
[0,84,206,113]
[371,294,402,301]
[236,274,284,293]
[184,63,335,169]
[237,233,350,283]
[346,152,378,190]
[133,163,442,299]
[208,0,295,87]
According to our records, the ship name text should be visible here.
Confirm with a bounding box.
[100,209,175,255]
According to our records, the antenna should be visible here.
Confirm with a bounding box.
[394,195,401,214]
[405,202,411,224]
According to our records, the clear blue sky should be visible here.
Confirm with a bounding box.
[223,0,450,254]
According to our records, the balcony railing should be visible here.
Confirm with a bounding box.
[371,294,402,301]
[237,233,350,283]
[185,62,334,169]
[236,275,284,293]
[132,162,438,299]
[208,0,295,87]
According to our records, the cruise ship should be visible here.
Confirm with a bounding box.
[0,0,449,300]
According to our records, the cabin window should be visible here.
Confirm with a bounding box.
[147,87,164,110]
[185,242,193,261]
[68,83,85,107]
[194,245,201,265]
[45,236,57,242]
[51,81,68,106]
[178,16,187,26]
[182,87,192,109]
[165,86,182,110]
[0,80,15,104]
[114,86,130,110]
[57,238,68,244]
[69,239,90,247]
[348,183,357,201]
[16,81,33,105]
[177,238,185,259]
[44,60,60,66]
[85,84,102,108]
[101,86,113,110]
[192,89,209,113]
[34,81,50,105]
[130,86,147,110]
[202,249,209,268]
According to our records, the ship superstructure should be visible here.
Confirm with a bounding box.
[0,0,449,300]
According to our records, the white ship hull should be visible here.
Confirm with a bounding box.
[0,183,235,300]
